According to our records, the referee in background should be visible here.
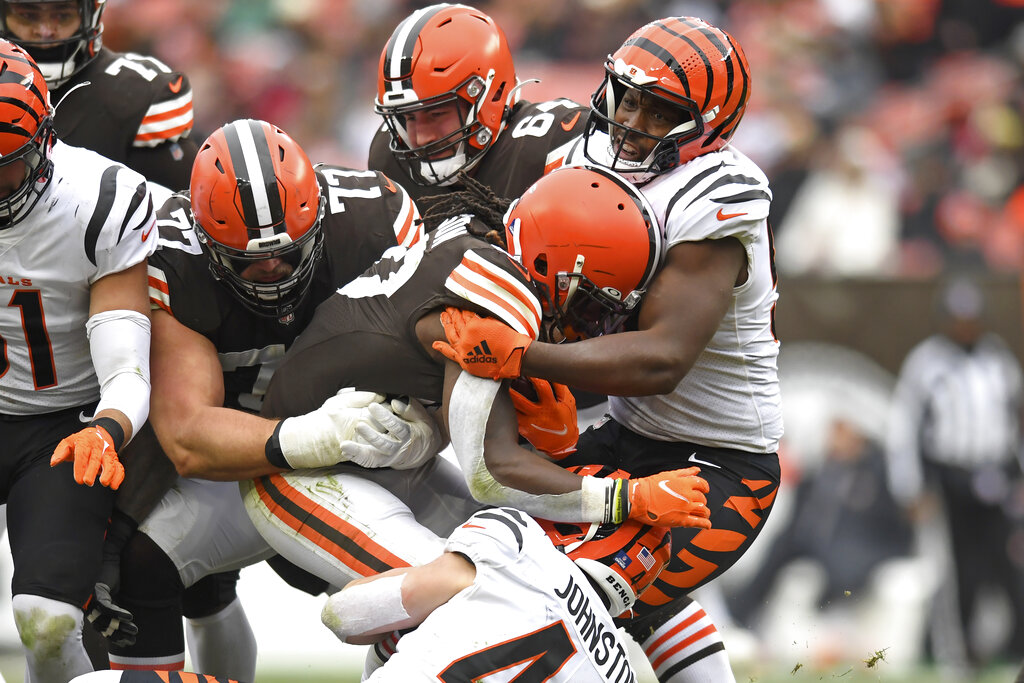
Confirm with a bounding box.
[886,274,1024,671]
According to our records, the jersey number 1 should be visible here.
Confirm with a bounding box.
[0,290,56,389]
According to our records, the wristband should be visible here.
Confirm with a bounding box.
[608,478,629,525]
[90,417,125,452]
[264,421,293,470]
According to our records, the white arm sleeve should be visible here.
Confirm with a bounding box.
[447,371,613,523]
[321,575,411,641]
[86,309,152,441]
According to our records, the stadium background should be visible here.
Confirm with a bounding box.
[2,0,1024,680]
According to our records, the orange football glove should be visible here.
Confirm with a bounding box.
[50,426,125,490]
[627,467,711,528]
[509,377,578,459]
[432,307,531,381]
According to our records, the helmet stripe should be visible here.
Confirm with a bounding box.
[383,4,448,92]
[223,119,284,237]
[622,36,692,98]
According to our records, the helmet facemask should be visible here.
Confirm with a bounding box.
[194,194,326,320]
[0,0,105,89]
[377,71,499,187]
[0,115,53,228]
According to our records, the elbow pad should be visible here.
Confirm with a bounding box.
[448,371,615,523]
[87,310,152,441]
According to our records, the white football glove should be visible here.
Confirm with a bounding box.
[342,397,443,470]
[277,389,390,469]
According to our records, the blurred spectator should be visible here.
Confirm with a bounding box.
[728,418,913,629]
[886,275,1024,670]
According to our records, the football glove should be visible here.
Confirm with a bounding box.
[50,426,125,489]
[87,581,138,648]
[274,390,391,469]
[432,307,531,381]
[624,467,712,528]
[509,377,578,458]
[344,397,443,470]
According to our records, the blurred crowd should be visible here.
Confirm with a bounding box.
[100,0,1024,277]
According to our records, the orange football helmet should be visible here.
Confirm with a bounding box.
[1,0,106,88]
[538,465,671,617]
[584,16,751,183]
[190,119,325,320]
[376,3,517,186]
[504,164,663,342]
[0,39,54,228]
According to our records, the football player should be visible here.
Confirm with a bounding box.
[104,119,441,680]
[323,491,670,682]
[0,0,197,189]
[433,17,783,683]
[0,40,156,683]
[244,165,711,606]
[369,3,586,203]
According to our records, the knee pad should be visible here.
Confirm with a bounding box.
[12,593,83,658]
[182,570,240,619]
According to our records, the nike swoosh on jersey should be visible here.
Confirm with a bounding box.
[561,111,581,132]
[141,225,155,242]
[688,452,721,468]
[78,411,93,423]
[168,75,184,94]
[716,208,747,221]
[657,479,692,502]
[529,423,569,435]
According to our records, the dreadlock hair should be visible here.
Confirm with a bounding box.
[417,172,513,248]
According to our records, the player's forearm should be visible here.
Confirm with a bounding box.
[153,406,281,480]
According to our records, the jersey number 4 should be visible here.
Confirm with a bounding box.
[0,290,56,389]
[438,621,577,682]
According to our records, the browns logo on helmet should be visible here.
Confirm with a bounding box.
[189,119,325,320]
[0,38,54,228]
[583,16,751,183]
[504,164,663,342]
[375,3,518,187]
[0,0,105,88]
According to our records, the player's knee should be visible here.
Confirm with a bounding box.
[182,570,239,619]
[120,531,184,603]
[12,593,84,662]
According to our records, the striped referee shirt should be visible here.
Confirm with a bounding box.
[885,332,1023,503]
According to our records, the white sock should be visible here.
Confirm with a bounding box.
[363,630,402,679]
[13,594,92,683]
[639,599,735,683]
[185,597,257,681]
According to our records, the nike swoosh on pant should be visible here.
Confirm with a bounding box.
[78,411,93,423]
[688,452,721,468]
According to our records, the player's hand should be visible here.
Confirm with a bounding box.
[87,581,138,647]
[628,467,712,528]
[344,396,443,469]
[509,377,578,458]
[432,307,532,380]
[50,426,125,489]
[276,389,390,469]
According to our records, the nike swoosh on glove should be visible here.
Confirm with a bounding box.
[627,467,712,528]
[50,426,125,489]
[509,376,578,458]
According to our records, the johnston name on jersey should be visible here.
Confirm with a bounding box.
[262,214,542,419]
[146,166,420,413]
[369,99,587,204]
[0,142,156,415]
[370,507,637,683]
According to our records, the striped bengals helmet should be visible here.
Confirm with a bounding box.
[0,38,53,228]
[584,17,751,183]
[539,465,671,617]
[190,119,325,320]
[504,164,663,342]
[375,3,517,186]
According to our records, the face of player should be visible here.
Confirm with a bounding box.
[0,159,28,200]
[238,257,294,284]
[612,87,685,162]
[4,2,81,46]
[403,100,466,158]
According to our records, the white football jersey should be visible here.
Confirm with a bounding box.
[370,508,639,683]
[565,136,783,453]
[0,141,156,415]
